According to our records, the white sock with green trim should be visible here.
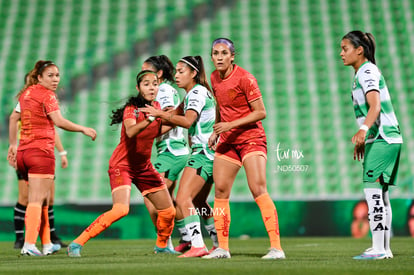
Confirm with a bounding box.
[176,219,191,242]
[184,215,205,248]
[204,217,218,247]
[364,188,386,253]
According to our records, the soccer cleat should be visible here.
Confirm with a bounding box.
[67,242,82,257]
[262,248,286,259]
[202,247,231,259]
[353,249,386,260]
[154,246,181,255]
[52,237,68,248]
[178,246,209,258]
[42,243,61,255]
[385,249,393,259]
[21,244,43,256]
[208,246,217,254]
[174,241,191,253]
[14,238,24,249]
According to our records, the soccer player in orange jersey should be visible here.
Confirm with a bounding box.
[203,38,285,259]
[7,60,97,256]
[141,55,189,251]
[67,71,176,257]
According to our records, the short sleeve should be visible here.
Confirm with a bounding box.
[123,105,138,121]
[358,65,380,94]
[156,84,176,109]
[44,93,60,114]
[185,89,205,115]
[240,73,262,102]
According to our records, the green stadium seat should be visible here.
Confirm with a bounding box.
[1,0,413,203]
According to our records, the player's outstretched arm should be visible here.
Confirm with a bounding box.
[49,110,97,141]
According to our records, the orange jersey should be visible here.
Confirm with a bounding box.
[109,102,162,170]
[17,84,60,154]
[210,64,266,144]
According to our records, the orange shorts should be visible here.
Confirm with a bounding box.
[108,162,166,196]
[16,148,55,181]
[215,139,267,167]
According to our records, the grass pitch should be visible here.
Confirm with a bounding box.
[0,237,413,275]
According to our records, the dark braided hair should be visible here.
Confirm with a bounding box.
[110,70,158,125]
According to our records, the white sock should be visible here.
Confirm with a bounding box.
[184,215,205,248]
[364,188,386,253]
[204,218,218,247]
[383,190,392,252]
[167,236,174,250]
[176,219,191,242]
[23,242,37,250]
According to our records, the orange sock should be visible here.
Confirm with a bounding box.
[73,203,129,246]
[39,206,51,244]
[155,206,175,248]
[255,193,282,250]
[25,203,42,244]
[213,198,230,251]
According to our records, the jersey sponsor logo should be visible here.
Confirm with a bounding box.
[187,159,196,166]
[365,78,376,89]
[192,89,199,94]
[188,98,199,107]
[366,170,374,178]
[154,162,162,170]
[364,69,371,74]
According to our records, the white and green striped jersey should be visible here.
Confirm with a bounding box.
[352,61,403,144]
[155,82,189,156]
[184,84,216,160]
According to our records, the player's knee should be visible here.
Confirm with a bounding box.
[158,206,176,221]
[175,195,191,210]
[113,203,129,218]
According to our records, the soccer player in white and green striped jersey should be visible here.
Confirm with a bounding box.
[341,30,402,260]
[142,56,189,252]
[142,56,218,258]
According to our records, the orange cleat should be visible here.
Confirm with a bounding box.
[178,246,209,258]
[174,241,191,253]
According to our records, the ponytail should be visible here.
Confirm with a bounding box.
[364,33,376,64]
